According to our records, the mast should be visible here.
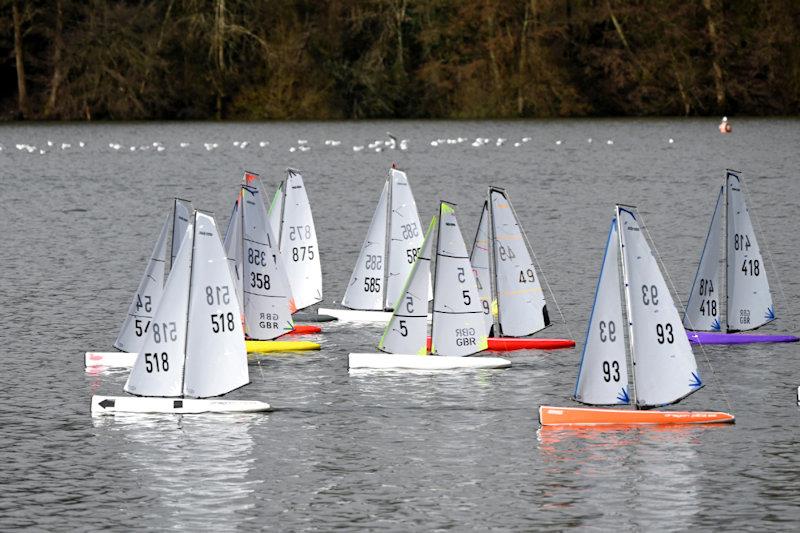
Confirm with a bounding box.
[724,170,730,331]
[382,170,393,310]
[615,204,638,408]
[487,189,501,337]
[180,210,199,399]
[429,202,445,354]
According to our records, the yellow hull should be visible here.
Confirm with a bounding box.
[245,340,320,353]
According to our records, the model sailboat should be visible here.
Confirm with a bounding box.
[85,198,192,367]
[470,187,575,351]
[320,165,428,323]
[683,170,798,344]
[349,201,510,370]
[92,210,271,414]
[539,205,734,425]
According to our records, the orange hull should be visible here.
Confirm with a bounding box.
[538,405,735,426]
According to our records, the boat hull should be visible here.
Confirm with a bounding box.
[318,307,434,323]
[85,340,320,368]
[687,331,799,345]
[348,352,511,370]
[245,340,321,353]
[425,336,574,352]
[293,311,337,322]
[91,395,270,415]
[538,405,735,426]
[279,325,322,336]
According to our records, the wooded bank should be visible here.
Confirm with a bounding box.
[2,1,798,120]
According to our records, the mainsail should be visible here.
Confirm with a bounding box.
[489,188,549,337]
[241,184,294,340]
[385,168,427,308]
[431,202,488,356]
[617,206,701,408]
[725,170,774,332]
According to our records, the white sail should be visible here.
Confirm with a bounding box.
[242,184,294,340]
[385,168,427,308]
[267,183,284,240]
[279,169,323,310]
[114,215,170,352]
[725,171,774,331]
[124,220,194,397]
[470,202,494,336]
[171,198,192,267]
[184,211,249,398]
[342,181,389,310]
[431,202,489,356]
[379,217,436,355]
[490,188,549,337]
[617,206,701,408]
[222,193,244,308]
[573,219,630,405]
[684,187,723,332]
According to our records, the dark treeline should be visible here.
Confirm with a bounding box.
[2,0,799,120]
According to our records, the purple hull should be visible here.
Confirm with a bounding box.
[687,331,800,345]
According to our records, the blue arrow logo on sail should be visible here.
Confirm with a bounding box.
[689,372,703,389]
[711,318,721,331]
[617,387,630,404]
[765,307,775,320]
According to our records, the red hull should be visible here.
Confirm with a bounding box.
[280,325,322,337]
[425,336,574,352]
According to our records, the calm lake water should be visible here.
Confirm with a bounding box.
[1,119,799,530]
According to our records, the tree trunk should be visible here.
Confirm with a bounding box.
[702,0,726,110]
[12,0,30,119]
[214,0,226,119]
[45,0,65,118]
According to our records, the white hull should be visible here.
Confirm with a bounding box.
[318,307,432,324]
[348,352,511,370]
[91,395,271,415]
[85,351,136,368]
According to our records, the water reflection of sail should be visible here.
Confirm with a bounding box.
[93,415,262,528]
[536,426,713,528]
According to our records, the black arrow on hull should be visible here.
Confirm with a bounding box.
[98,399,115,409]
